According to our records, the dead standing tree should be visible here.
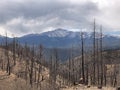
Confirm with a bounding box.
[100,25,103,87]
[24,43,30,83]
[92,19,96,85]
[96,35,100,86]
[49,48,60,90]
[0,42,3,70]
[37,45,43,89]
[81,32,85,84]
[5,32,11,75]
[29,44,35,87]
[12,35,16,66]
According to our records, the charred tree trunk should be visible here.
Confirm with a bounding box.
[81,32,85,84]
[93,19,96,85]
[96,38,100,86]
[29,45,35,87]
[13,36,16,66]
[100,25,103,87]
[37,45,43,88]
[5,33,10,75]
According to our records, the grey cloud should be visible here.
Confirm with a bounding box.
[0,1,70,22]
[0,0,100,36]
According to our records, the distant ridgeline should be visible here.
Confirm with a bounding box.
[0,28,120,61]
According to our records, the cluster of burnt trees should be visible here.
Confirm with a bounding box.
[56,20,119,88]
[0,20,119,90]
[0,34,56,90]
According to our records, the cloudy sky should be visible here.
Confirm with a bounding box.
[0,0,119,37]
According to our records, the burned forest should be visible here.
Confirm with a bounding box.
[0,20,119,90]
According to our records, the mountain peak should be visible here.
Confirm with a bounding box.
[42,28,70,37]
[54,28,67,31]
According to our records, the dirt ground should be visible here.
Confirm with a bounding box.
[0,70,34,90]
[60,84,116,90]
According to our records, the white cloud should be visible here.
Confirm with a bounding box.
[94,0,120,31]
[0,26,13,37]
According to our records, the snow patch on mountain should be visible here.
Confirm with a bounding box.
[42,28,70,37]
[41,28,91,38]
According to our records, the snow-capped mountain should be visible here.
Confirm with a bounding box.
[42,28,70,37]
[41,28,94,38]
[0,28,120,49]
[16,28,120,48]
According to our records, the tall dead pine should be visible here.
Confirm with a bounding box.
[37,45,43,88]
[12,36,16,66]
[81,32,85,84]
[93,19,96,85]
[29,44,35,87]
[5,32,10,75]
[100,25,103,87]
